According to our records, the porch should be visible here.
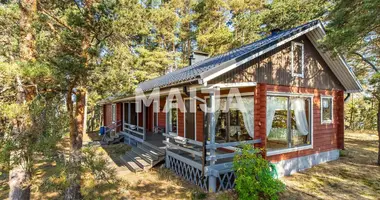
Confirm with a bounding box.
[105,85,262,192]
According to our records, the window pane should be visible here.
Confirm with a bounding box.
[322,98,332,122]
[153,102,158,127]
[267,97,289,151]
[214,98,227,142]
[170,102,177,133]
[185,99,195,140]
[124,104,129,123]
[229,96,254,142]
[207,96,254,143]
[130,103,137,125]
[290,97,311,147]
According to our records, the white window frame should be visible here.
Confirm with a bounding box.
[266,92,314,157]
[184,98,197,141]
[291,41,305,78]
[321,95,333,124]
[111,103,116,123]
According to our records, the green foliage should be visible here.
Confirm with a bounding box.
[325,0,380,55]
[262,0,328,30]
[345,95,378,130]
[233,145,285,200]
[191,190,207,200]
[39,146,125,199]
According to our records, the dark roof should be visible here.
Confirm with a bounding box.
[138,20,320,91]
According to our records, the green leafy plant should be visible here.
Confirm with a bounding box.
[233,145,285,200]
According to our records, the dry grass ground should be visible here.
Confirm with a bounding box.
[0,130,379,199]
[279,131,380,200]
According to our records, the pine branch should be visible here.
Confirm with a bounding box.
[353,52,379,73]
[39,8,74,32]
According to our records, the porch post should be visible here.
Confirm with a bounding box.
[165,97,170,168]
[143,104,146,140]
[208,90,217,192]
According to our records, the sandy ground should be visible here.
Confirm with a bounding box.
[1,130,379,200]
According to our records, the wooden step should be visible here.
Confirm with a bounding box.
[132,147,156,164]
[142,141,166,155]
[126,151,151,170]
[137,145,160,160]
[138,143,165,157]
[119,154,142,172]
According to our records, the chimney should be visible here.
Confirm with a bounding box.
[189,51,209,65]
[270,28,281,35]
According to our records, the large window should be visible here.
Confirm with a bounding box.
[266,95,312,154]
[168,101,178,134]
[291,41,304,78]
[207,95,254,143]
[321,96,333,124]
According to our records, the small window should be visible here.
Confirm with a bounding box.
[111,104,116,122]
[321,96,333,124]
[291,41,304,78]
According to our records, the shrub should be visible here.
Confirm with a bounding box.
[233,145,285,200]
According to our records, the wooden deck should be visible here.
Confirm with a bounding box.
[145,132,166,148]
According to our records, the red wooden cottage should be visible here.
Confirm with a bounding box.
[99,20,362,192]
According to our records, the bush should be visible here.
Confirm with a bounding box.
[233,145,285,200]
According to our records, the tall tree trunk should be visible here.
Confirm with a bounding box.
[9,77,31,200]
[64,1,91,198]
[377,100,380,165]
[19,0,36,61]
[9,0,36,199]
[64,88,85,200]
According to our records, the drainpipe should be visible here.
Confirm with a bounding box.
[344,93,351,102]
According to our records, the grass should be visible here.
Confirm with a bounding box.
[279,131,380,200]
[1,130,379,199]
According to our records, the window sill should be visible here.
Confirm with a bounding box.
[266,145,313,157]
[321,120,333,124]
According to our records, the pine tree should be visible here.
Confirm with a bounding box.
[324,0,380,165]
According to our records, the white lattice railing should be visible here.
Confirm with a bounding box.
[167,152,209,191]
[216,171,236,192]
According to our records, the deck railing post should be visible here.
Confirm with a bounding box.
[208,90,217,192]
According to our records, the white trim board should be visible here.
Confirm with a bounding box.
[291,41,305,78]
[271,149,339,177]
